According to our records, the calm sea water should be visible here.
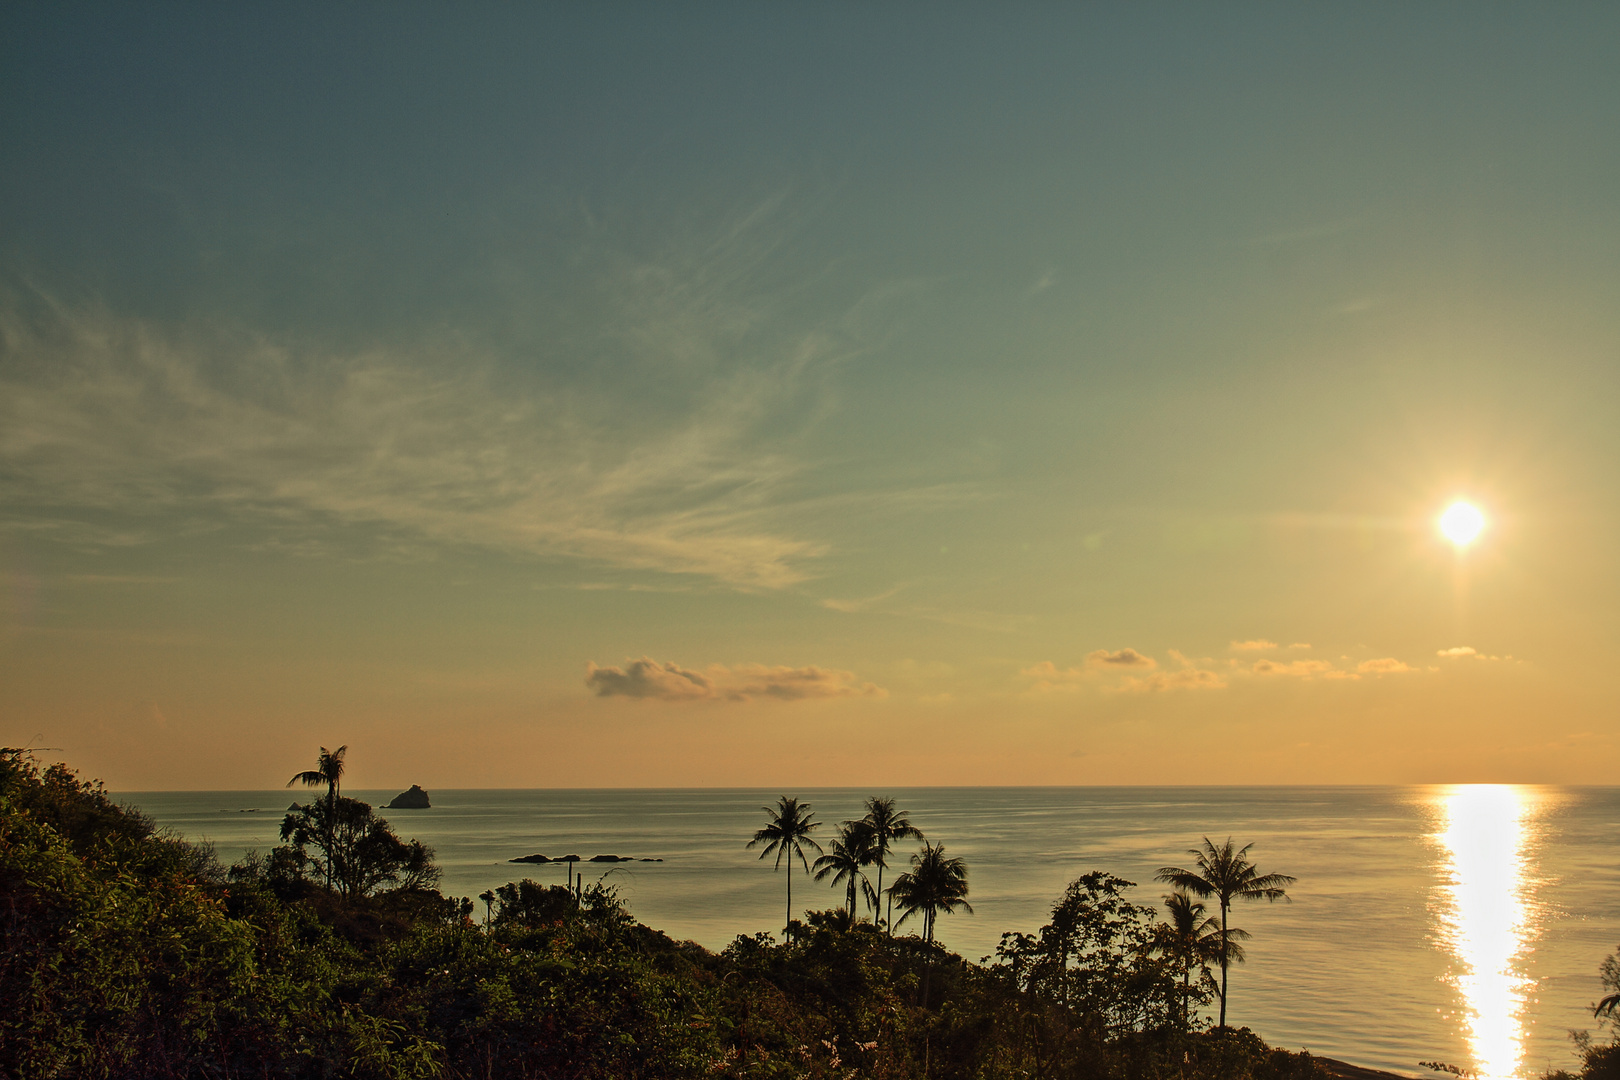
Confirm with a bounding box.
[122,786,1620,1080]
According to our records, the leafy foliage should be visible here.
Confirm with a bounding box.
[280,795,440,898]
[0,749,1335,1080]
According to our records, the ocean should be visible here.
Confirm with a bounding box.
[121,785,1620,1080]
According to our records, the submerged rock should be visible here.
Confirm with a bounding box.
[385,785,431,809]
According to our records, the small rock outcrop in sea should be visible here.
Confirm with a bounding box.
[508,853,663,864]
[385,785,431,809]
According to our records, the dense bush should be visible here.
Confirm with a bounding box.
[0,749,1334,1080]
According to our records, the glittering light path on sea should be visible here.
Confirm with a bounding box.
[1434,785,1537,1080]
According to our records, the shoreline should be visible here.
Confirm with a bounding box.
[1322,1059,1422,1080]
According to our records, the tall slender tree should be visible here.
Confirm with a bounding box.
[861,796,923,933]
[1159,890,1242,1028]
[286,745,347,887]
[888,841,972,944]
[747,796,822,941]
[813,819,878,926]
[1156,837,1292,1029]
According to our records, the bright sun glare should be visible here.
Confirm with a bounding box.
[1440,501,1486,546]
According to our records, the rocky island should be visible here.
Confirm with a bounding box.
[385,784,431,809]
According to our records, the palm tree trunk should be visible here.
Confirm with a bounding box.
[875,861,885,933]
[1219,901,1229,1029]
[786,850,793,941]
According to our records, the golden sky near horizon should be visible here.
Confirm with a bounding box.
[2,6,1617,789]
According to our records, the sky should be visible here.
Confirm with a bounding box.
[2,4,1618,790]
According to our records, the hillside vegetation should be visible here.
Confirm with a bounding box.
[1,748,1336,1080]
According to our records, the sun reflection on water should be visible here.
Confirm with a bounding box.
[1434,785,1538,1080]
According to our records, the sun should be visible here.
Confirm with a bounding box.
[1440,501,1486,546]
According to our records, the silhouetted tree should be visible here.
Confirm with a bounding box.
[286,745,347,887]
[813,819,878,926]
[1596,947,1620,1019]
[889,841,971,944]
[1157,837,1293,1029]
[1159,890,1240,1028]
[862,796,923,933]
[278,795,439,898]
[747,796,821,941]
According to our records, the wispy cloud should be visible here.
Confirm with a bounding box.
[1022,648,1225,695]
[820,585,905,613]
[1025,640,1436,695]
[1116,667,1227,693]
[1254,658,1330,676]
[1087,648,1156,669]
[1019,660,1089,694]
[0,244,868,587]
[584,657,885,703]
[1437,646,1513,661]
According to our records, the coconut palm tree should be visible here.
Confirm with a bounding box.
[813,819,879,926]
[287,744,347,806]
[1160,890,1244,1028]
[889,841,972,944]
[862,796,924,934]
[747,796,822,941]
[1156,837,1293,1029]
[287,745,347,887]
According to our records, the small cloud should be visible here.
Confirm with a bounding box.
[1230,639,1279,652]
[1019,660,1089,694]
[1116,668,1227,693]
[820,585,904,614]
[586,657,884,703]
[585,658,713,701]
[1357,657,1414,674]
[1287,642,1311,650]
[1086,648,1156,669]
[1252,658,1338,678]
[1435,645,1512,662]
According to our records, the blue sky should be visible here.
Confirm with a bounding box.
[3,4,1618,787]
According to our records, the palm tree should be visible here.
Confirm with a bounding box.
[889,841,972,944]
[747,796,822,941]
[862,796,924,934]
[813,819,879,926]
[479,889,496,926]
[287,745,347,887]
[1160,890,1244,1028]
[287,744,347,806]
[1156,837,1293,1029]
